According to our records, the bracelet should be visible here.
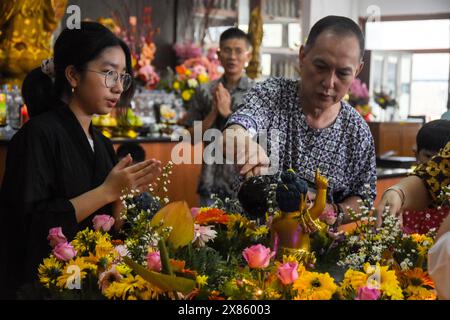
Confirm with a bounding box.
[382,187,406,208]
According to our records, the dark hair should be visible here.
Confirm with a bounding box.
[305,15,365,59]
[22,21,134,115]
[22,68,56,118]
[116,142,146,163]
[219,27,251,48]
[416,119,450,153]
[237,175,277,218]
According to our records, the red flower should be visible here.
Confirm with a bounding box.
[195,208,230,225]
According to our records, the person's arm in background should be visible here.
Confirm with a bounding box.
[186,83,228,144]
[375,141,450,226]
[375,175,431,226]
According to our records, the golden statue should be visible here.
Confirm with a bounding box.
[0,0,67,87]
[270,169,328,265]
[246,5,263,79]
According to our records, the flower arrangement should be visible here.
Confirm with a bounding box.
[346,78,373,121]
[159,43,223,104]
[374,90,398,110]
[336,195,435,272]
[35,168,441,300]
[98,4,160,90]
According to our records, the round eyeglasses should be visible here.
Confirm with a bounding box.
[84,69,132,91]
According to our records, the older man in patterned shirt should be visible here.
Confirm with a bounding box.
[224,16,377,224]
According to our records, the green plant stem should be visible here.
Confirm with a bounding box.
[158,238,173,276]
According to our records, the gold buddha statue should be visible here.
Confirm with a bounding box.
[0,0,67,87]
[270,169,328,265]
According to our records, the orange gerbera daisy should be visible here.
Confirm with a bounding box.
[195,208,230,225]
[402,268,435,288]
[175,65,187,75]
[169,259,186,272]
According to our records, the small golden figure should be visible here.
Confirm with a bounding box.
[270,169,328,265]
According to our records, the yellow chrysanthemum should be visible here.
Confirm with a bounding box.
[103,274,164,300]
[341,269,368,291]
[196,275,208,288]
[411,234,428,244]
[293,271,337,300]
[181,89,193,101]
[115,263,133,276]
[226,214,252,239]
[172,81,180,90]
[363,263,403,300]
[103,274,148,300]
[95,236,115,257]
[38,256,64,288]
[56,257,96,289]
[410,234,434,256]
[405,286,437,300]
[227,213,249,227]
[71,228,105,255]
[248,225,270,239]
[282,255,299,264]
[197,73,209,84]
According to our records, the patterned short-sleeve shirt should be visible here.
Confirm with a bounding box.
[412,141,450,204]
[226,77,377,204]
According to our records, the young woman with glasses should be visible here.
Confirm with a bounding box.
[0,22,161,298]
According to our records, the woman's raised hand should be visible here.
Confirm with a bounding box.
[102,154,162,200]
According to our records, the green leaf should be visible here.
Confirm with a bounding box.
[123,256,196,294]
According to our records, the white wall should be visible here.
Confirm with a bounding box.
[301,0,450,40]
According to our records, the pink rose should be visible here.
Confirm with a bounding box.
[242,244,274,269]
[276,262,299,285]
[92,215,115,232]
[53,242,77,261]
[146,251,162,272]
[47,227,67,248]
[356,286,381,300]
